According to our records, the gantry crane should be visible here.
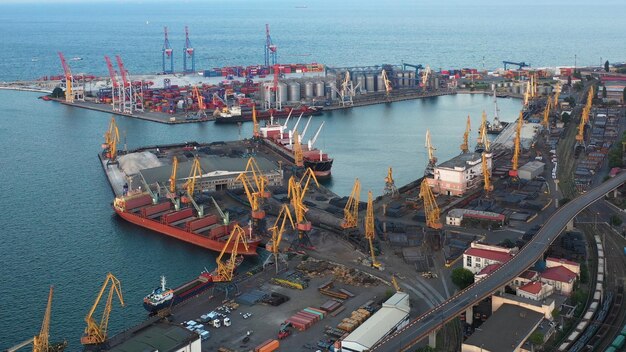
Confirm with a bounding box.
[509,112,523,180]
[214,224,248,282]
[81,273,124,345]
[115,55,144,114]
[383,167,398,197]
[381,69,392,98]
[502,61,530,70]
[475,111,488,153]
[104,56,121,111]
[102,117,120,164]
[265,204,295,272]
[162,26,174,74]
[460,115,471,153]
[183,26,195,73]
[264,24,278,67]
[169,156,178,194]
[341,178,361,229]
[425,129,437,176]
[364,191,381,269]
[542,98,552,128]
[482,152,493,194]
[237,157,271,236]
[287,168,319,248]
[292,130,304,167]
[419,178,442,229]
[332,71,357,107]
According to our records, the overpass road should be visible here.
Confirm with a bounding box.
[373,172,626,351]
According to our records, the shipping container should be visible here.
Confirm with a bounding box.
[162,208,194,224]
[255,339,279,352]
[141,202,171,218]
[186,215,218,232]
[123,194,153,211]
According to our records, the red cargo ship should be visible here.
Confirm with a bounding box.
[259,116,333,178]
[113,192,260,255]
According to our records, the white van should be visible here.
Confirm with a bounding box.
[200,330,210,340]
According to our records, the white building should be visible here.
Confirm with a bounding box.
[340,292,410,352]
[540,265,577,296]
[463,242,517,274]
[427,152,492,196]
[516,281,554,301]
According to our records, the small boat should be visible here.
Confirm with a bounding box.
[31,57,39,62]
[70,57,83,61]
[143,272,213,312]
[487,89,508,135]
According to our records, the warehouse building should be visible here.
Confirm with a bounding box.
[339,292,410,352]
[427,152,492,196]
[108,322,201,352]
[518,161,545,181]
[446,208,506,227]
[140,155,283,192]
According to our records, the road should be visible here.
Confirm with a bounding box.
[372,171,626,351]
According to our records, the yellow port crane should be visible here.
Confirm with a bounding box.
[102,117,120,162]
[530,73,538,98]
[267,204,295,273]
[523,80,531,107]
[341,178,361,229]
[583,86,594,124]
[381,69,392,97]
[32,286,54,352]
[475,112,488,153]
[81,273,124,345]
[509,111,523,179]
[383,167,398,197]
[287,168,319,248]
[214,224,248,282]
[553,82,561,108]
[57,52,74,103]
[252,105,260,139]
[482,152,493,194]
[425,129,437,176]
[237,158,270,236]
[421,65,432,87]
[419,178,442,229]
[169,156,178,194]
[364,191,381,269]
[460,115,471,153]
[292,130,304,167]
[542,98,552,128]
[183,156,203,196]
[192,86,206,118]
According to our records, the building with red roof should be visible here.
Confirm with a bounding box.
[540,266,577,296]
[463,243,515,274]
[546,257,580,276]
[517,281,554,301]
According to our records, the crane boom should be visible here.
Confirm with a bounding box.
[553,82,561,108]
[81,273,124,345]
[460,115,471,153]
[293,130,304,167]
[252,105,260,138]
[482,152,493,193]
[214,225,248,282]
[509,111,523,178]
[57,52,74,103]
[542,98,551,128]
[384,167,398,197]
[300,116,313,141]
[32,286,54,352]
[268,204,295,272]
[341,178,361,229]
[115,55,130,87]
[419,179,442,229]
[365,191,380,268]
[169,156,178,194]
[183,156,203,196]
[308,121,325,149]
[381,69,392,96]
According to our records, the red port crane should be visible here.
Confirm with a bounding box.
[183,26,195,73]
[162,26,174,74]
[104,56,121,111]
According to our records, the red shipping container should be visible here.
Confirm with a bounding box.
[162,208,193,224]
[186,215,218,232]
[123,194,153,211]
[141,202,171,217]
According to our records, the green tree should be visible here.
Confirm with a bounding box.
[605,60,610,72]
[610,214,623,226]
[451,268,474,290]
[499,238,516,248]
[579,262,589,284]
[602,86,607,99]
[552,308,561,319]
[573,81,584,92]
[529,331,545,345]
[51,87,64,98]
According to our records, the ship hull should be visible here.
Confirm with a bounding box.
[215,107,322,124]
[114,208,259,255]
[143,274,213,313]
[261,138,333,179]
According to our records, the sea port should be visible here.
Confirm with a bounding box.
[4,2,626,352]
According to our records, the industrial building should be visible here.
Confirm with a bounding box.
[139,155,283,192]
[462,304,544,352]
[339,292,410,352]
[463,242,516,274]
[107,322,201,352]
[540,265,578,296]
[518,160,545,181]
[446,208,505,227]
[427,152,491,196]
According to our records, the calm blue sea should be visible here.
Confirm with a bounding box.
[1,0,624,349]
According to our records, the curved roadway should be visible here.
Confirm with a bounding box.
[373,172,626,351]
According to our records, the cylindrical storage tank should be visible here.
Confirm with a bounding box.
[396,72,404,87]
[326,82,337,100]
[434,77,440,89]
[355,75,365,93]
[288,82,301,102]
[278,82,288,103]
[365,74,375,93]
[314,81,325,97]
[376,74,385,92]
[407,71,416,87]
[303,81,314,99]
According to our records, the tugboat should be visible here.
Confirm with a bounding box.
[143,272,214,313]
